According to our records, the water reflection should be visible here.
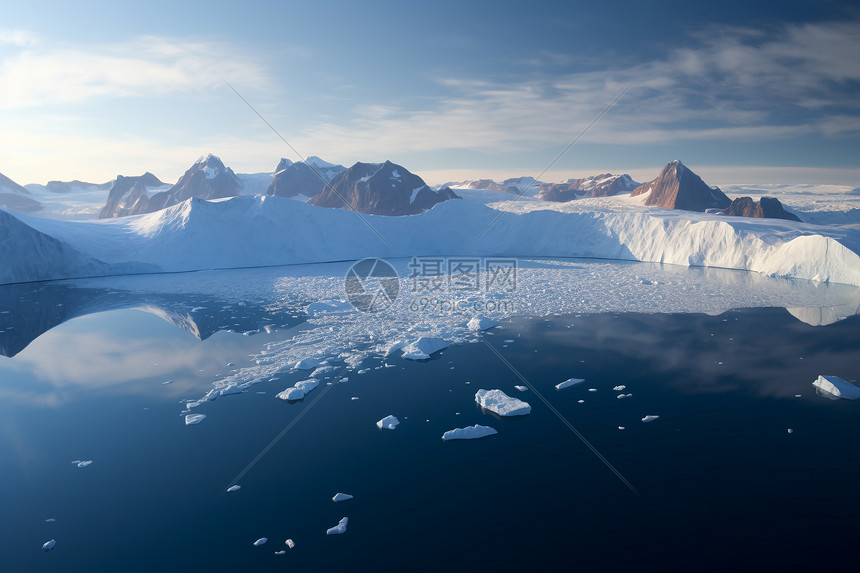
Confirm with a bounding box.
[0,281,306,357]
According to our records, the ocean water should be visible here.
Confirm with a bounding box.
[1,270,859,572]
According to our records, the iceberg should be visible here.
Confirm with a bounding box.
[276,379,320,401]
[332,492,353,502]
[42,539,56,552]
[226,485,241,493]
[185,413,206,425]
[612,385,627,391]
[812,375,860,400]
[253,538,268,546]
[294,357,321,370]
[467,315,498,331]
[556,378,585,390]
[326,517,348,535]
[475,389,531,416]
[642,415,660,423]
[377,415,400,430]
[401,337,449,360]
[514,385,528,392]
[442,424,498,441]
[285,539,295,549]
[71,460,92,468]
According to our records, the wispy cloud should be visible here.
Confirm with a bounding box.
[0,35,270,108]
[294,20,860,156]
[0,29,39,47]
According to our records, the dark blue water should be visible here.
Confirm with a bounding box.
[1,284,859,572]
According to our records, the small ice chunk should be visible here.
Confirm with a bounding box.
[618,426,626,430]
[42,539,56,552]
[162,379,173,385]
[351,397,359,400]
[812,375,860,400]
[616,393,632,399]
[475,389,531,416]
[285,539,295,549]
[588,388,597,392]
[253,538,268,546]
[642,415,660,423]
[294,357,321,370]
[377,415,400,430]
[613,385,626,391]
[514,385,528,392]
[401,337,449,360]
[333,493,354,502]
[310,365,335,378]
[442,424,498,441]
[45,518,56,522]
[226,485,241,493]
[185,413,206,425]
[577,399,585,403]
[71,460,92,468]
[556,378,585,390]
[275,550,286,555]
[326,517,348,535]
[467,315,498,331]
[787,429,794,434]
[504,339,514,343]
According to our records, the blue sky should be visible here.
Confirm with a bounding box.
[1,0,859,185]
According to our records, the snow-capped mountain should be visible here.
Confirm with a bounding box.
[29,180,113,194]
[631,160,731,211]
[267,156,346,199]
[719,196,801,222]
[0,172,42,213]
[99,172,168,219]
[309,160,459,215]
[539,173,639,201]
[100,155,242,218]
[450,177,539,196]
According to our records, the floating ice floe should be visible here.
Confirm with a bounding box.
[613,385,626,391]
[185,413,206,425]
[276,379,320,401]
[71,460,92,468]
[812,375,860,400]
[787,429,794,434]
[253,538,268,546]
[332,492,353,502]
[306,300,353,317]
[577,399,585,403]
[556,378,584,390]
[326,517,348,535]
[42,539,56,552]
[514,385,528,392]
[618,426,626,430]
[475,389,531,416]
[162,379,173,385]
[616,393,632,399]
[285,539,295,549]
[467,315,498,332]
[588,388,597,392]
[401,337,449,360]
[641,415,660,423]
[275,550,286,555]
[442,424,498,441]
[377,415,400,430]
[226,485,241,493]
[310,365,335,378]
[294,357,321,370]
[45,518,56,523]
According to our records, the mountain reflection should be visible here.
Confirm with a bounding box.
[0,281,306,357]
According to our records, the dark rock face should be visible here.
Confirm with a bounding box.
[275,158,293,172]
[539,173,639,202]
[0,172,42,213]
[719,196,801,222]
[99,155,242,218]
[267,157,346,198]
[309,160,459,216]
[99,172,166,218]
[631,160,730,212]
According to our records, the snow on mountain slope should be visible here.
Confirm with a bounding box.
[6,193,860,287]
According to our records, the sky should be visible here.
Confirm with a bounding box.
[1,0,859,186]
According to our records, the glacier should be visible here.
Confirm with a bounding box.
[2,193,859,287]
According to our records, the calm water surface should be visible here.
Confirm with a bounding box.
[1,274,858,572]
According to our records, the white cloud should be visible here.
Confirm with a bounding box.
[0,29,39,47]
[292,20,860,158]
[0,35,270,108]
